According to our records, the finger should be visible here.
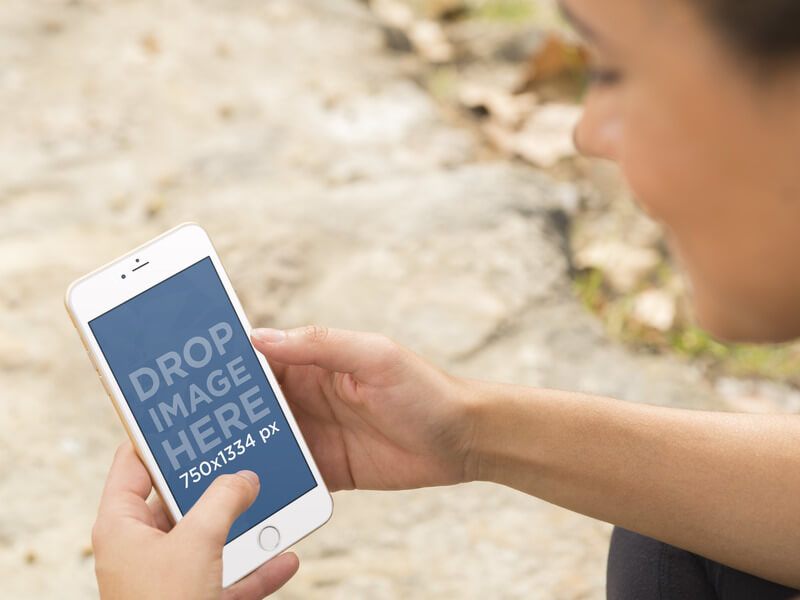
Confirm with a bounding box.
[251,326,400,380]
[147,495,174,532]
[97,441,153,522]
[176,471,260,546]
[222,552,299,600]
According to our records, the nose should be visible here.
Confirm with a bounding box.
[573,91,622,161]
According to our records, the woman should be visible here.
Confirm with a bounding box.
[92,0,800,598]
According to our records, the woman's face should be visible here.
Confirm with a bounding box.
[567,0,800,343]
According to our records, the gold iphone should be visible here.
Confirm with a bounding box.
[66,223,332,587]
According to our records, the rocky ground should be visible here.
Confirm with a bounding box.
[0,1,780,598]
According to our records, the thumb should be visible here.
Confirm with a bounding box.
[176,471,260,546]
[251,326,401,380]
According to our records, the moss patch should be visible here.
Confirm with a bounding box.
[574,266,800,386]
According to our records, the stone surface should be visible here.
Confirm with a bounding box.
[0,1,731,599]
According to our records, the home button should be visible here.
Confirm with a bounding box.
[258,526,280,551]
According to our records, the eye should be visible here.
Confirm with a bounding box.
[587,67,623,87]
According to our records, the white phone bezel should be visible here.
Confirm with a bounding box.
[66,223,333,587]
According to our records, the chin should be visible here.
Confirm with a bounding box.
[692,298,800,345]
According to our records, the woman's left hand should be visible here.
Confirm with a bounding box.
[92,442,299,600]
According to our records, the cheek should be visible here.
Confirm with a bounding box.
[617,133,677,222]
[615,89,724,227]
[613,82,800,341]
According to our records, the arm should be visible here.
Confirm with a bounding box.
[252,326,800,589]
[466,381,800,589]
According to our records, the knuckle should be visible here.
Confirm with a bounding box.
[225,584,246,600]
[187,516,221,542]
[303,325,329,344]
[373,334,400,361]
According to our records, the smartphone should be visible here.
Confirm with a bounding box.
[66,223,332,587]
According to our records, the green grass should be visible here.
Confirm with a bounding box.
[670,328,800,382]
[470,0,537,21]
[573,267,800,386]
[424,66,459,102]
[573,267,606,312]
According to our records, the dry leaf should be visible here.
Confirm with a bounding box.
[511,103,582,167]
[519,34,589,95]
[371,0,414,28]
[575,240,662,293]
[458,82,537,127]
[409,20,454,63]
[632,289,676,332]
[424,0,468,20]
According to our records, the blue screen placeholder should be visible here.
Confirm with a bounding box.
[90,257,317,542]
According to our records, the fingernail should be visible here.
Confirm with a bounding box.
[252,328,287,343]
[236,470,260,486]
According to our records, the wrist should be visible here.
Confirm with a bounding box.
[460,380,555,487]
[459,378,500,484]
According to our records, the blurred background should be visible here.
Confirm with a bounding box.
[3,0,800,598]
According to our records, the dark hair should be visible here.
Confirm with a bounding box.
[694,1,800,63]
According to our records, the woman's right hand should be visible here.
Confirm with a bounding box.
[251,326,477,492]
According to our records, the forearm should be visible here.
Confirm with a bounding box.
[464,380,800,588]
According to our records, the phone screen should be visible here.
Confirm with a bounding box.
[89,257,317,542]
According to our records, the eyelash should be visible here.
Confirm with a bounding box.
[587,67,622,87]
